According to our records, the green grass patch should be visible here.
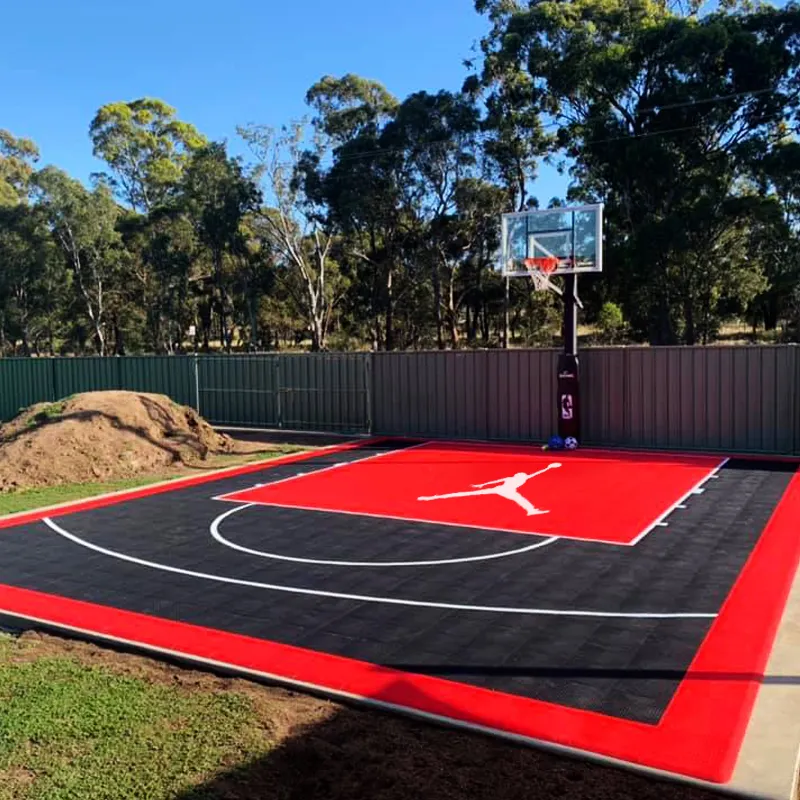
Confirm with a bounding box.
[0,446,305,517]
[0,635,270,799]
[0,478,174,517]
[26,401,69,429]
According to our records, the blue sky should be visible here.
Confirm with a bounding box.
[1,0,567,204]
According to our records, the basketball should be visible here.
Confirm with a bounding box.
[564,436,579,450]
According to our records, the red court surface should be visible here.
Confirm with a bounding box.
[219,441,725,545]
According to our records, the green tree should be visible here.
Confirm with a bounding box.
[179,143,262,351]
[0,204,63,354]
[0,130,39,206]
[90,98,207,213]
[474,0,800,343]
[305,74,399,144]
[33,167,126,355]
[383,91,481,348]
[300,75,414,350]
[239,122,349,351]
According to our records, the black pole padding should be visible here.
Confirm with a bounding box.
[557,274,580,441]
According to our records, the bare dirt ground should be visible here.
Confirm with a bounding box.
[0,391,271,492]
[0,630,730,800]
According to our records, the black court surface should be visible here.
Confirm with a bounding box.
[0,438,798,785]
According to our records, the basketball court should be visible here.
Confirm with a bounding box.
[0,437,799,790]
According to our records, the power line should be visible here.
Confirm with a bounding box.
[634,86,780,115]
[255,85,791,172]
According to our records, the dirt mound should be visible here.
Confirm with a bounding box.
[0,391,262,492]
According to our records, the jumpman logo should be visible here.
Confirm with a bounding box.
[418,463,562,516]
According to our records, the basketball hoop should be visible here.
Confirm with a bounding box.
[524,257,563,296]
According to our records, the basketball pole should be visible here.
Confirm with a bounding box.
[557,273,581,441]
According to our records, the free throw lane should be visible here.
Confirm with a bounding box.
[219,441,725,544]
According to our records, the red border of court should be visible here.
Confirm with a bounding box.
[0,440,798,783]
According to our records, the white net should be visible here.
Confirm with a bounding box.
[524,258,563,296]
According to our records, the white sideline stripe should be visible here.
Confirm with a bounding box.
[210,503,559,567]
[628,458,730,546]
[212,440,432,502]
[41,517,716,620]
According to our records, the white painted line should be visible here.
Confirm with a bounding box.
[629,458,730,546]
[210,503,559,567]
[212,441,432,502]
[42,517,716,620]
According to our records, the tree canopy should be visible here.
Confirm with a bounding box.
[1,1,799,355]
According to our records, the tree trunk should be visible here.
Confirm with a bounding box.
[249,294,259,351]
[652,290,676,346]
[683,297,696,346]
[94,323,106,356]
[113,318,126,355]
[385,266,394,352]
[446,273,458,349]
[432,263,444,350]
[764,294,779,331]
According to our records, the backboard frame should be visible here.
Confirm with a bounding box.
[500,203,604,278]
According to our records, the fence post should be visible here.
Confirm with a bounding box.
[51,358,58,402]
[193,354,200,413]
[275,357,283,429]
[365,353,373,435]
[795,345,800,456]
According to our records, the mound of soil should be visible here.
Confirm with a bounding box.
[0,391,265,492]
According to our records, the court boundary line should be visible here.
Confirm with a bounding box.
[629,458,730,545]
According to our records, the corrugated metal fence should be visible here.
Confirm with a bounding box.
[1,346,798,454]
[0,354,370,434]
[372,347,800,455]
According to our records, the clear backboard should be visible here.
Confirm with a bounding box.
[500,204,603,278]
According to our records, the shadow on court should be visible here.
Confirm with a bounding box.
[173,677,727,800]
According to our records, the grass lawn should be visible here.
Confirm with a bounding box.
[0,633,272,800]
[0,447,304,518]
